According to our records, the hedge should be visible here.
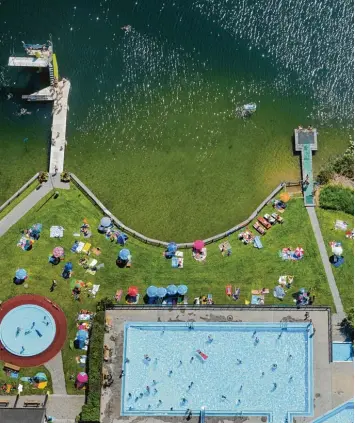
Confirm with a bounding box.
[80,310,105,423]
[319,185,354,215]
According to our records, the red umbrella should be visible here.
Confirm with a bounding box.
[128,286,139,296]
[193,240,205,251]
[53,246,64,258]
[294,247,304,257]
[76,372,88,383]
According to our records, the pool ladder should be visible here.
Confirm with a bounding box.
[200,406,206,423]
[187,322,194,330]
[280,322,288,330]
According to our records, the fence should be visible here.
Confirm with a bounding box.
[0,173,39,213]
[70,173,286,248]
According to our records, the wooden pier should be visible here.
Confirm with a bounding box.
[294,127,318,207]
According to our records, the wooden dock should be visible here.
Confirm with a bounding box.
[49,80,71,174]
[294,128,318,207]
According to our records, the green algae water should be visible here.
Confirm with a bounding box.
[0,0,353,240]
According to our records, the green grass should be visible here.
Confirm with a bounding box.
[0,184,335,393]
[316,207,354,312]
[0,362,52,395]
[0,179,38,221]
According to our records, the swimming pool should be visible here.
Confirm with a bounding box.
[310,400,354,423]
[332,342,354,362]
[0,305,56,356]
[121,322,313,422]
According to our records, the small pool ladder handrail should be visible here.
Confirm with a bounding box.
[200,406,206,423]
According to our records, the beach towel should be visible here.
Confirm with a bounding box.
[335,220,348,231]
[71,241,79,253]
[251,295,264,305]
[89,284,100,298]
[115,289,123,301]
[175,251,184,257]
[77,314,93,321]
[91,247,102,256]
[251,289,269,295]
[76,242,85,253]
[225,285,232,296]
[172,257,184,268]
[73,233,81,237]
[253,236,263,249]
[86,268,96,275]
[50,226,64,238]
[82,243,91,254]
[88,259,97,268]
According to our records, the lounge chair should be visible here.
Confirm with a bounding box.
[225,285,232,296]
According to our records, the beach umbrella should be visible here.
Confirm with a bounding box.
[15,269,27,280]
[146,286,158,298]
[193,240,205,251]
[128,286,139,296]
[119,249,130,260]
[53,246,64,258]
[34,372,47,382]
[332,245,343,256]
[100,217,111,228]
[294,247,304,257]
[177,284,188,295]
[280,192,290,203]
[157,287,167,298]
[77,372,88,383]
[167,242,177,253]
[31,223,42,233]
[167,284,178,295]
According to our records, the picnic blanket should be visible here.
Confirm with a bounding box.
[76,242,85,253]
[253,236,263,249]
[175,251,184,257]
[251,295,264,305]
[77,313,93,321]
[89,284,100,298]
[335,220,348,231]
[251,289,269,295]
[50,226,64,238]
[82,243,91,254]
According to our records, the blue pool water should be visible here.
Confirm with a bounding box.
[0,305,56,356]
[122,322,313,422]
[332,342,354,362]
[311,400,354,423]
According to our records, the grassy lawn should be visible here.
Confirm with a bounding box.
[0,362,52,396]
[316,207,354,312]
[0,179,38,221]
[0,184,333,393]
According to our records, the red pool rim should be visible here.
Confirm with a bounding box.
[0,294,67,367]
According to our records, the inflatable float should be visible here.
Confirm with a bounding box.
[196,349,208,360]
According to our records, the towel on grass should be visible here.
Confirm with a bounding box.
[89,284,100,298]
[172,257,184,268]
[251,295,264,305]
[76,242,85,253]
[50,226,64,238]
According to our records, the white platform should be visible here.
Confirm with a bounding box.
[8,56,49,67]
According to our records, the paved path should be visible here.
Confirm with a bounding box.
[3,394,85,422]
[0,175,69,237]
[307,207,344,315]
[45,351,67,394]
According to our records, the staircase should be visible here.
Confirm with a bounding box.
[48,62,55,86]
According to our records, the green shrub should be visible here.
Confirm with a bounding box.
[317,169,333,185]
[319,185,354,215]
[331,139,354,180]
[341,308,354,342]
[80,311,105,422]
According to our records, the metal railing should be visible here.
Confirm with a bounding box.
[0,173,39,213]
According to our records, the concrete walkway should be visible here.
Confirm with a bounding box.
[3,394,85,422]
[307,207,344,315]
[45,351,67,395]
[0,174,69,237]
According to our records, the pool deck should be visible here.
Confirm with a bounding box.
[101,308,353,423]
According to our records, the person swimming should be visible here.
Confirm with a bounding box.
[20,346,25,354]
[15,327,21,337]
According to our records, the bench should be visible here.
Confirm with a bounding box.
[0,400,9,407]
[4,363,20,372]
[24,400,41,407]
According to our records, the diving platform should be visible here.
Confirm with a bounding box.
[8,56,49,68]
[294,127,318,207]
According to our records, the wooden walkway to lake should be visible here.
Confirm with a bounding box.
[49,80,70,174]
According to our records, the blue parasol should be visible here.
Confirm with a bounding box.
[34,372,47,382]
[157,287,167,298]
[167,284,178,295]
[119,249,130,260]
[77,330,89,339]
[64,262,73,271]
[15,269,27,279]
[146,286,158,298]
[177,284,188,295]
[167,242,177,253]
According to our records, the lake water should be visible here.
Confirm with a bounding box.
[0,0,353,240]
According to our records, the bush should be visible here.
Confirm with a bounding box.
[331,139,354,180]
[38,171,48,183]
[341,308,354,342]
[80,311,105,423]
[60,171,71,182]
[317,169,333,185]
[319,185,354,215]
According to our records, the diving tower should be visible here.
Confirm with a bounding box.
[294,127,318,207]
[7,41,70,175]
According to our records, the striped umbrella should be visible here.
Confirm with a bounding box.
[294,247,304,257]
